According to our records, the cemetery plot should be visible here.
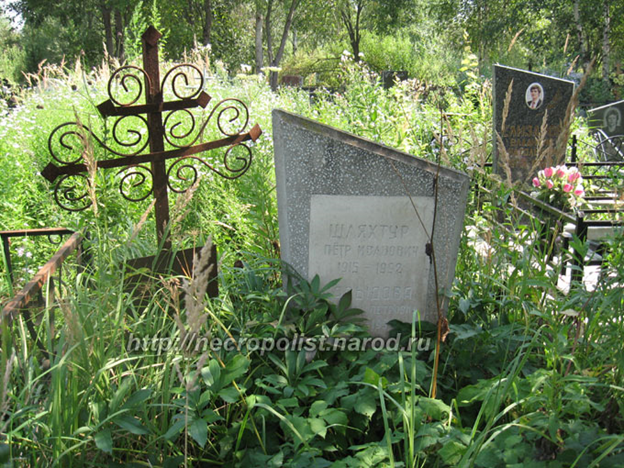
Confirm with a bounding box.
[273,109,470,336]
[587,100,624,161]
[493,65,575,184]
[39,26,261,303]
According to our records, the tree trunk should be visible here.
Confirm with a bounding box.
[265,0,276,88]
[269,0,300,90]
[114,9,124,61]
[573,0,588,66]
[341,0,363,62]
[203,0,212,46]
[265,0,274,65]
[292,29,297,56]
[102,6,114,58]
[274,0,299,66]
[255,9,263,74]
[263,0,301,90]
[602,0,611,81]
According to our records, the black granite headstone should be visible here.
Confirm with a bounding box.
[493,65,575,184]
[587,100,624,137]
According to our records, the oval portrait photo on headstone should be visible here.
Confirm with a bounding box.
[526,82,544,110]
[604,107,621,134]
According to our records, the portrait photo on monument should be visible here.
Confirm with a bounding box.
[526,82,544,110]
[604,107,621,134]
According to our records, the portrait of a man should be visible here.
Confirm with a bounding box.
[526,83,544,110]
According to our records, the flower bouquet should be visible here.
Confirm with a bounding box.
[531,165,586,212]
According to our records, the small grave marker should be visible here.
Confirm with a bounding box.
[273,110,469,337]
[587,100,624,160]
[587,100,624,137]
[381,71,408,89]
[493,65,575,184]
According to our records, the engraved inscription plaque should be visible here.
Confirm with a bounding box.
[309,195,433,337]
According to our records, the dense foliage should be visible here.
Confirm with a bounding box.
[0,0,623,101]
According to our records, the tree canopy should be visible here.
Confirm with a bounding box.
[0,0,621,101]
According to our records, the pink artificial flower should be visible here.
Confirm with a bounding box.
[574,186,584,197]
[563,183,573,193]
[544,167,554,178]
[556,167,566,178]
[533,177,541,187]
[568,172,581,183]
[546,180,554,189]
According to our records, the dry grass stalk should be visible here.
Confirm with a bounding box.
[175,237,214,344]
[59,299,83,346]
[0,349,16,432]
[553,58,595,165]
[495,79,517,205]
[501,79,513,135]
[535,109,550,159]
[495,132,514,189]
[129,197,157,243]
[525,110,553,185]
[171,174,204,241]
[566,56,579,76]
[74,114,99,216]
[507,29,525,53]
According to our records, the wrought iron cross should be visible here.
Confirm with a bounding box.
[41,26,262,249]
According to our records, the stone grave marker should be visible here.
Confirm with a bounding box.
[381,71,408,89]
[493,65,575,184]
[587,100,624,137]
[281,75,304,87]
[587,100,624,160]
[272,109,470,337]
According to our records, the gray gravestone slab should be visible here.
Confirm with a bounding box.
[273,109,470,337]
[587,100,624,137]
[493,65,575,184]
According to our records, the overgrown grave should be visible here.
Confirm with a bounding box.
[272,109,470,338]
[40,26,262,309]
[488,65,577,284]
[489,65,624,287]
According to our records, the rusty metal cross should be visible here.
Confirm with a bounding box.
[41,26,262,249]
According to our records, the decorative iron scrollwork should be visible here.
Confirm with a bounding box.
[167,142,253,193]
[118,165,153,202]
[163,109,197,148]
[41,25,262,228]
[162,98,250,150]
[53,173,92,212]
[111,115,150,155]
[108,66,150,107]
[48,123,92,165]
[48,116,149,165]
[161,64,204,100]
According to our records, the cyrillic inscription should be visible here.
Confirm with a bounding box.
[309,195,433,337]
